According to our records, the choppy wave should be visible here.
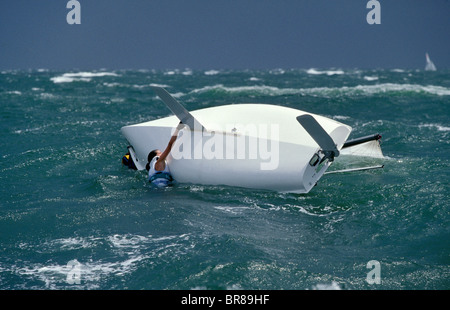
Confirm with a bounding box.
[187,83,450,98]
[51,72,119,83]
[11,233,192,289]
[190,84,289,96]
[45,70,450,98]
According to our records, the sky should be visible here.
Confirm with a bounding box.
[1,0,449,70]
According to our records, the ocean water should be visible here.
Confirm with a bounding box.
[0,68,449,290]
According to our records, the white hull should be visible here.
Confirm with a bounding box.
[121,104,352,193]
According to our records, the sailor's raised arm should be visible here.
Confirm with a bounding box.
[155,122,185,170]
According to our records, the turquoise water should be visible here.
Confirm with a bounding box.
[0,68,449,290]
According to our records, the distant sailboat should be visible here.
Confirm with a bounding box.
[425,53,437,71]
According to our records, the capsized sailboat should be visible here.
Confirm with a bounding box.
[121,87,384,193]
[425,53,437,71]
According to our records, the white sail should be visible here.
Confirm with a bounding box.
[425,53,437,71]
[340,139,384,158]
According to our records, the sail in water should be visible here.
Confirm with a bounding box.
[340,134,384,159]
[425,53,437,71]
[340,139,384,158]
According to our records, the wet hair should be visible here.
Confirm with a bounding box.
[146,149,159,171]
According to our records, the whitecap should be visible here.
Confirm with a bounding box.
[51,75,86,83]
[132,84,148,89]
[204,70,220,76]
[308,83,450,97]
[5,90,22,95]
[312,281,342,290]
[184,82,450,100]
[307,68,345,76]
[149,83,170,88]
[269,68,285,75]
[103,82,122,87]
[48,236,102,251]
[333,115,350,120]
[353,83,450,96]
[363,76,379,81]
[419,123,450,132]
[51,72,119,83]
[189,84,297,96]
[170,92,185,98]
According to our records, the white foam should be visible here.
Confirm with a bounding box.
[14,233,192,289]
[214,206,251,214]
[17,256,150,289]
[107,234,151,248]
[51,236,101,250]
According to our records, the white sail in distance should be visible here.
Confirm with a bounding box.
[425,53,437,71]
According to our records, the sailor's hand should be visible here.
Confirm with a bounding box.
[172,122,185,137]
[176,121,185,131]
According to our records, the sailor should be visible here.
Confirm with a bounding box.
[146,122,184,187]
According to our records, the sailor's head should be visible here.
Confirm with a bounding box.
[146,149,161,171]
[148,149,161,161]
